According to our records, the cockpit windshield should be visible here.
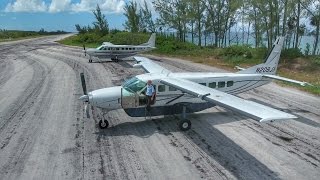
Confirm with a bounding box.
[96,46,104,50]
[122,77,146,93]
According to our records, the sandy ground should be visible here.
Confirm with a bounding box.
[0,35,319,180]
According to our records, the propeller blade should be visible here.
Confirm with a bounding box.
[85,104,90,118]
[80,73,87,95]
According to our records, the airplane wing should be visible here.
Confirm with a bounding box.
[133,56,171,74]
[160,77,297,122]
[102,42,114,46]
[262,74,311,86]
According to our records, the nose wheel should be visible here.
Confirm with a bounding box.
[98,110,109,129]
[99,119,109,129]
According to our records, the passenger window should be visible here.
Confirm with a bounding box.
[108,48,111,50]
[116,48,119,50]
[218,81,225,88]
[169,86,177,91]
[121,48,124,50]
[158,85,165,92]
[199,83,206,86]
[227,81,234,87]
[126,48,128,50]
[129,48,132,50]
[209,82,216,88]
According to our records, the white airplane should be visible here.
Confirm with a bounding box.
[79,37,311,130]
[83,33,156,63]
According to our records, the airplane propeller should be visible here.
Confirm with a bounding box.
[83,44,87,56]
[79,72,90,118]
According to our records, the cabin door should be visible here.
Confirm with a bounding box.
[121,88,139,109]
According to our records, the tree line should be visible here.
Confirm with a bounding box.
[75,0,320,55]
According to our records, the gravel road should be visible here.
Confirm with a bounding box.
[0,35,319,180]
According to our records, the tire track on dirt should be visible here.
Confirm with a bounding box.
[0,55,56,177]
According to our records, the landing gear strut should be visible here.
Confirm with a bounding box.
[111,56,119,62]
[178,106,191,131]
[98,110,109,129]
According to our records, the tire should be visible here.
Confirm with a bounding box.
[99,120,109,129]
[178,119,191,131]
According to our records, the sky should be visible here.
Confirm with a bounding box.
[0,0,151,32]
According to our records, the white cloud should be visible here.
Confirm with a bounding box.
[49,0,71,13]
[5,0,47,12]
[71,0,125,13]
[4,0,131,14]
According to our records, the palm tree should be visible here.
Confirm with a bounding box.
[311,15,320,55]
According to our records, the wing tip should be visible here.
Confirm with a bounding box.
[259,115,298,123]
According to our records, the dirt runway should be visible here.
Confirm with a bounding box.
[0,35,319,180]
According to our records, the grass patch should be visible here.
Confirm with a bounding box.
[0,30,67,42]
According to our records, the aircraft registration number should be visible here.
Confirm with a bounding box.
[256,67,275,73]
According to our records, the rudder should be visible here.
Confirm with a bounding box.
[238,37,285,75]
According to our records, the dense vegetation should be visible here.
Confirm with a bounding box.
[0,29,67,42]
[60,2,319,95]
[59,32,319,94]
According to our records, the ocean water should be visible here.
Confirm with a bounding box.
[182,33,319,55]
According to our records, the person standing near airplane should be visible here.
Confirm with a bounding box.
[146,80,155,111]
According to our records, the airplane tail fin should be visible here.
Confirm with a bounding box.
[140,33,156,47]
[238,37,285,75]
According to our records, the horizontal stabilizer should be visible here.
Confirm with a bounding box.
[235,66,246,70]
[263,74,311,86]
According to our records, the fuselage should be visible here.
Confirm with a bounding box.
[87,72,271,117]
[86,44,155,59]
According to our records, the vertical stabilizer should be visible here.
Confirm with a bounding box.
[238,37,285,75]
[140,33,156,47]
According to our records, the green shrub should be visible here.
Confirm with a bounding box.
[252,47,268,59]
[281,48,303,59]
[223,45,252,58]
[311,57,320,66]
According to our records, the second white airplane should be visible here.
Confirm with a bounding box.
[79,37,310,130]
[83,33,156,62]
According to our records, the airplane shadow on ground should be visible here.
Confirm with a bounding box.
[88,59,135,65]
[94,111,281,179]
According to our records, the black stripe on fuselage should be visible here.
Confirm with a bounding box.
[225,80,269,94]
[124,102,215,117]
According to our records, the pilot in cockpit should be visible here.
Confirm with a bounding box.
[145,80,155,111]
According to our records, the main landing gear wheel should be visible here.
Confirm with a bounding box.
[89,59,92,63]
[99,120,109,129]
[178,119,191,131]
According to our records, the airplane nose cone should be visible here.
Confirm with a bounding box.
[89,86,122,109]
[79,95,89,102]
